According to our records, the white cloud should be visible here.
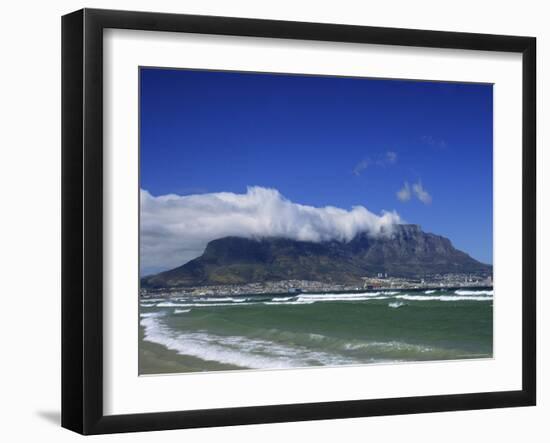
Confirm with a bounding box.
[353,151,397,176]
[397,180,432,205]
[140,186,401,274]
[385,151,397,164]
[396,182,412,202]
[421,135,447,150]
[352,159,369,176]
[412,181,432,205]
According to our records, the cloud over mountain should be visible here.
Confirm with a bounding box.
[140,186,401,274]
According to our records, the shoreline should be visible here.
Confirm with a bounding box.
[140,285,493,299]
[139,325,244,375]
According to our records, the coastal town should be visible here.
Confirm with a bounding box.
[140,272,493,299]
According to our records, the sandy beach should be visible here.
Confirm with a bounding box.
[139,325,242,375]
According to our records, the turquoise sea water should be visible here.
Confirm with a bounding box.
[139,288,493,373]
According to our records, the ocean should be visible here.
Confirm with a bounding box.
[139,288,493,374]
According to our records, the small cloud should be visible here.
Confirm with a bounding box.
[385,151,397,164]
[412,181,432,205]
[397,180,432,205]
[397,182,411,202]
[421,135,435,144]
[421,135,447,150]
[353,159,370,176]
[353,151,397,176]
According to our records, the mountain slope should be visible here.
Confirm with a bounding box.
[141,224,491,288]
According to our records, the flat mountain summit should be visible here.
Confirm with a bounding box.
[141,224,491,289]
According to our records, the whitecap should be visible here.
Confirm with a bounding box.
[272,296,295,302]
[174,309,191,314]
[139,312,164,318]
[454,289,493,296]
[158,301,256,308]
[343,340,433,353]
[296,292,383,303]
[263,300,315,305]
[396,294,492,302]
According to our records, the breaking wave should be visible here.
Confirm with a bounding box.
[140,316,361,368]
[396,294,492,302]
[174,309,191,314]
[454,289,493,296]
[139,316,470,369]
[146,288,492,308]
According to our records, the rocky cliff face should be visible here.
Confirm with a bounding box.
[141,224,492,288]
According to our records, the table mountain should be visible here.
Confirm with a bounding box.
[141,224,491,288]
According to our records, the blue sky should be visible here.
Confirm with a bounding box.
[140,67,493,265]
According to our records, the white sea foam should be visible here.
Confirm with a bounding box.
[156,301,191,307]
[343,340,433,353]
[263,300,316,305]
[301,292,381,298]
[140,316,359,369]
[272,296,295,302]
[169,296,255,304]
[139,312,164,318]
[163,292,392,307]
[162,302,256,308]
[174,309,191,314]
[454,289,493,296]
[396,294,492,302]
[388,301,405,308]
[296,292,382,303]
[196,297,238,302]
[139,314,464,368]
[147,289,493,309]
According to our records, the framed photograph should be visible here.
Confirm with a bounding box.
[61,8,536,435]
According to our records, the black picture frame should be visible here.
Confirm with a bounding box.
[61,8,536,435]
